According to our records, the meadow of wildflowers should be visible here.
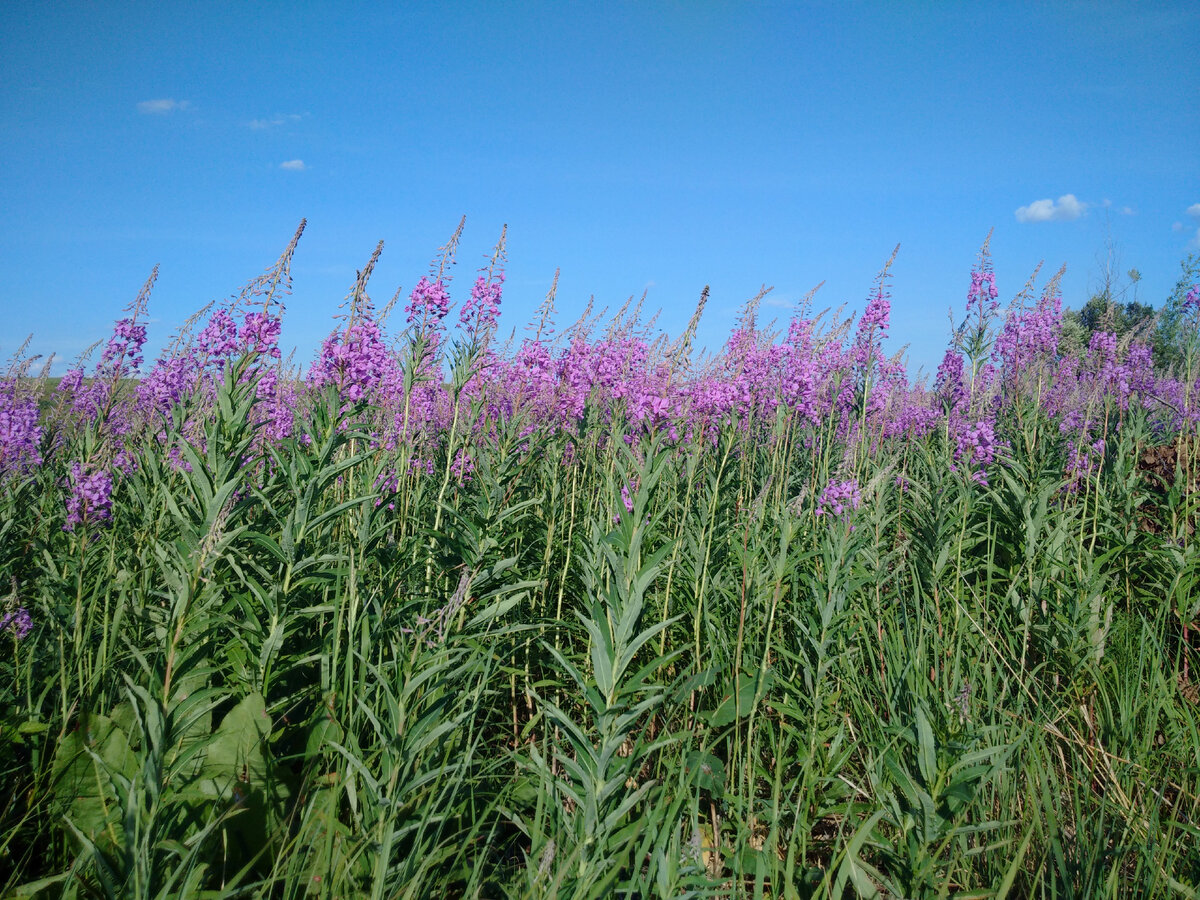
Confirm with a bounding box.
[2,221,1199,897]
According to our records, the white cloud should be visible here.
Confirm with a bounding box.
[1173,222,1185,232]
[1183,206,1200,248]
[1119,206,1135,216]
[137,98,190,114]
[1014,194,1088,223]
[279,159,306,171]
[249,113,303,129]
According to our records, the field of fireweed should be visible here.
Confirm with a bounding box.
[1,220,1199,899]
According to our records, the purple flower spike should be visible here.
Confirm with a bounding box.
[451,448,475,484]
[197,308,241,365]
[815,478,861,518]
[240,311,283,360]
[0,379,43,476]
[1184,283,1199,313]
[459,273,504,344]
[100,316,149,376]
[64,461,113,532]
[0,606,32,640]
[406,277,453,331]
[310,317,396,403]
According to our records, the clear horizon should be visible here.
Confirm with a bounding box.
[3,1,1197,378]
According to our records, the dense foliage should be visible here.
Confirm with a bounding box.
[2,222,1199,897]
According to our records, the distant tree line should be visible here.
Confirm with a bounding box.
[1060,253,1199,373]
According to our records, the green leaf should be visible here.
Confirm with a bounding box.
[194,691,273,797]
[708,670,770,728]
[914,702,937,787]
[683,751,726,797]
[50,714,137,847]
[995,819,1036,900]
[9,872,72,897]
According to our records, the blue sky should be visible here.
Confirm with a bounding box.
[2,1,1197,378]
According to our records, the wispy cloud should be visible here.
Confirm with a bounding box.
[137,98,191,115]
[1187,203,1200,249]
[280,159,306,171]
[249,113,303,130]
[1014,194,1087,223]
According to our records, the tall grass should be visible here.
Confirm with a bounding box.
[1,225,1198,897]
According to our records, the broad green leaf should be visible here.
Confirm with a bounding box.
[50,714,137,847]
[683,751,726,797]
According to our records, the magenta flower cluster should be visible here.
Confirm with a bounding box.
[1185,283,1199,314]
[406,277,452,334]
[197,309,241,364]
[100,316,149,376]
[815,478,861,517]
[0,379,42,475]
[459,273,504,344]
[239,312,283,361]
[0,606,32,640]
[63,461,113,532]
[310,318,396,402]
[8,233,1198,539]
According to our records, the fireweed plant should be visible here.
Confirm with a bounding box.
[1,220,1199,898]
